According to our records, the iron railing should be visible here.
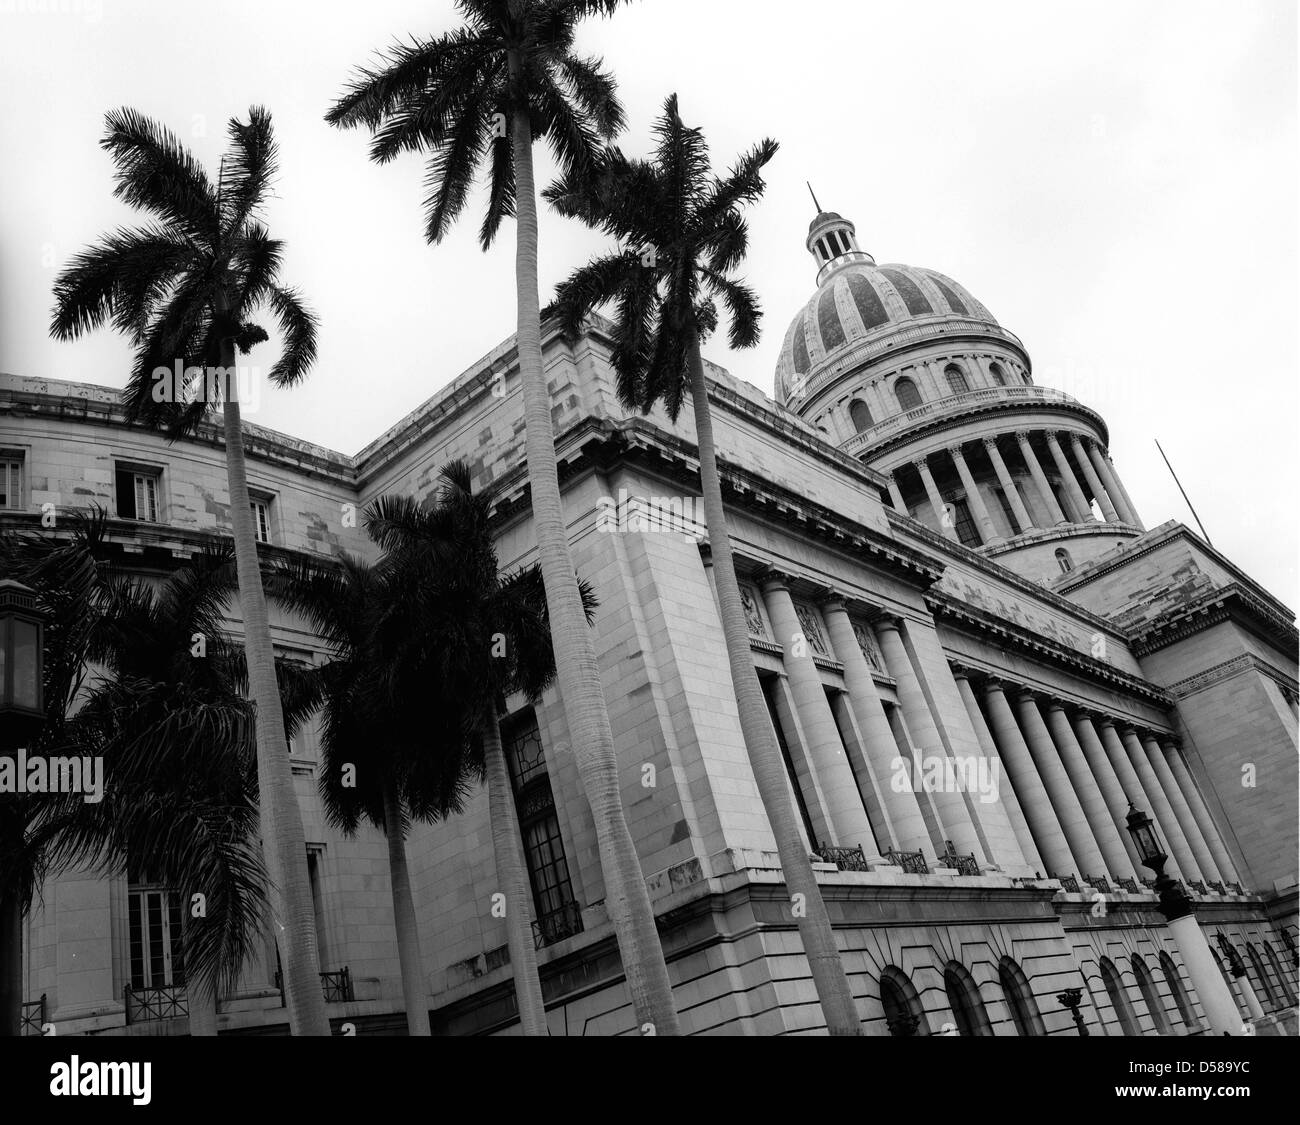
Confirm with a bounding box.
[1056,874,1082,893]
[21,995,45,1036]
[275,966,354,1005]
[124,982,188,1024]
[813,843,870,872]
[531,901,584,950]
[884,849,930,875]
[1187,879,1207,896]
[1227,882,1245,895]
[1116,877,1140,894]
[938,841,979,876]
[1207,880,1226,894]
[1083,875,1112,895]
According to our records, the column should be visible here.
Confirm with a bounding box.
[1165,745,1242,885]
[1144,735,1220,885]
[1096,720,1183,880]
[983,437,1035,532]
[1167,917,1244,1035]
[1121,727,1200,881]
[762,576,876,851]
[886,473,907,515]
[875,619,984,861]
[1070,434,1119,521]
[914,456,957,542]
[982,680,1076,877]
[833,401,854,439]
[1015,430,1068,525]
[1044,431,1095,522]
[1102,447,1145,531]
[1044,703,1134,883]
[821,600,931,856]
[949,443,998,544]
[1016,693,1108,880]
[1086,438,1140,527]
[954,672,1039,873]
[1071,713,1145,879]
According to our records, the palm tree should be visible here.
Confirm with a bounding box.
[48,107,329,1034]
[545,95,862,1034]
[326,0,679,1033]
[0,513,273,1037]
[367,461,600,1036]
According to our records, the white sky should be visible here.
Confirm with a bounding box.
[1,0,1296,609]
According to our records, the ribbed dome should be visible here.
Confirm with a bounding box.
[774,260,997,404]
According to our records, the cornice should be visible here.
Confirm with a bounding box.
[1128,582,1300,656]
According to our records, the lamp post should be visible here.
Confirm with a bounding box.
[1125,803,1243,1035]
[1056,987,1088,1035]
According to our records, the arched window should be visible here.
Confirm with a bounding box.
[1100,957,1140,1035]
[1055,548,1073,574]
[1132,955,1172,1034]
[943,962,993,1036]
[989,362,1007,386]
[1159,952,1199,1029]
[1265,942,1297,1005]
[944,364,970,395]
[895,376,921,411]
[998,957,1045,1035]
[880,966,929,1036]
[849,399,873,433]
[1247,943,1281,1009]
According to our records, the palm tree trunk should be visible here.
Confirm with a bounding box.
[483,713,548,1035]
[687,331,862,1036]
[381,779,430,1036]
[217,319,329,1036]
[187,977,218,1037]
[0,888,21,1037]
[507,49,680,1036]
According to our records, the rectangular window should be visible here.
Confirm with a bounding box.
[250,498,272,544]
[993,487,1021,535]
[952,497,981,547]
[503,713,581,945]
[0,456,23,509]
[115,467,161,522]
[128,886,184,989]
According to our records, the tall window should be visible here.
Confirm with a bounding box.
[951,497,980,548]
[998,957,1045,1035]
[894,377,921,411]
[944,364,970,395]
[250,497,272,544]
[944,962,993,1036]
[1100,957,1140,1034]
[1159,952,1199,1028]
[989,362,1007,386]
[1055,548,1074,574]
[1264,942,1297,1005]
[128,870,184,990]
[1246,943,1281,1009]
[994,487,1021,535]
[881,966,929,1036]
[504,713,581,946]
[848,398,873,433]
[115,466,161,522]
[1132,955,1171,1033]
[0,454,23,509]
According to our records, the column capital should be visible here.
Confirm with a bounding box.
[874,614,904,635]
[949,663,973,682]
[1014,428,1034,444]
[911,454,932,473]
[754,567,794,592]
[1044,429,1066,444]
[1042,696,1071,713]
[946,441,968,458]
[982,674,1012,695]
[816,587,847,613]
[981,435,1002,451]
[1091,713,1117,730]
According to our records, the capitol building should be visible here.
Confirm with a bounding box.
[2,205,1296,1036]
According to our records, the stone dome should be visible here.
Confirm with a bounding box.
[774,259,998,404]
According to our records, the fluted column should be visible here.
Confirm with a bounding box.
[1086,439,1139,527]
[821,601,931,856]
[914,456,957,542]
[1100,446,1145,531]
[875,619,984,860]
[762,576,875,851]
[982,680,1076,876]
[1044,702,1131,882]
[1164,745,1242,885]
[1144,736,1219,885]
[983,437,1035,532]
[1071,434,1119,521]
[1096,720,1183,880]
[1045,431,1094,522]
[1122,727,1200,881]
[1015,430,1068,525]
[1071,713,1144,879]
[955,672,1039,873]
[948,444,998,544]
[886,474,907,515]
[1015,692,1107,879]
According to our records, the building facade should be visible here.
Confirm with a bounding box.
[2,207,1297,1036]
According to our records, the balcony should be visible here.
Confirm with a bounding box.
[274,966,355,1005]
[21,995,45,1036]
[840,385,1088,458]
[532,901,584,949]
[812,843,870,872]
[124,982,188,1024]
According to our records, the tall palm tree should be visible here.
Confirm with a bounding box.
[545,96,862,1034]
[0,514,273,1037]
[326,0,680,1033]
[367,461,600,1036]
[48,108,330,1033]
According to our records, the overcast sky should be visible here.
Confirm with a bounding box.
[1,0,1295,608]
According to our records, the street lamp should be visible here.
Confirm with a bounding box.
[1125,802,1244,1034]
[1056,987,1088,1035]
[0,578,46,748]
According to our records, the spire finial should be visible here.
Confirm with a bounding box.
[806,181,822,214]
